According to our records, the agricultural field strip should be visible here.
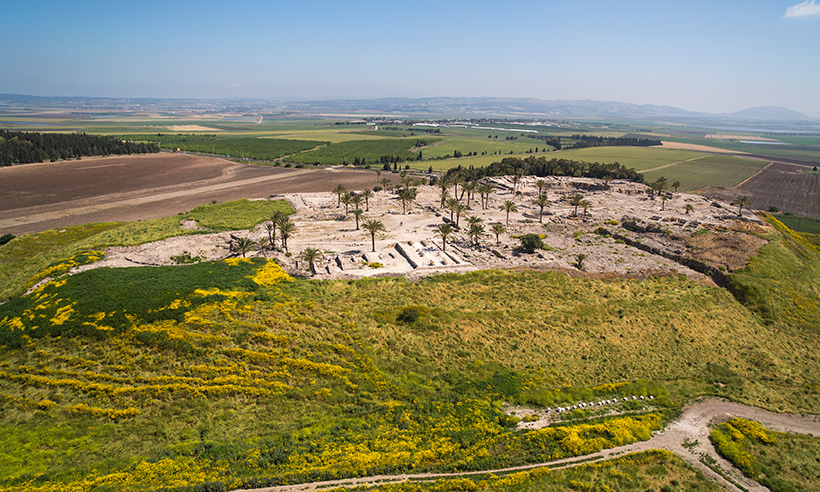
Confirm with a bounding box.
[734,161,773,189]
[232,399,820,492]
[639,154,712,173]
[0,169,315,230]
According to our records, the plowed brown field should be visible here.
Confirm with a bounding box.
[0,153,388,234]
[738,162,820,218]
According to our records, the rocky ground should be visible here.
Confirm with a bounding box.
[77,175,767,285]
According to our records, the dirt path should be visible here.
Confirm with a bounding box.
[230,398,820,492]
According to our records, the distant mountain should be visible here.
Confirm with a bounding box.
[0,93,814,122]
[729,106,811,121]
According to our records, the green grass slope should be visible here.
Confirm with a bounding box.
[0,210,817,491]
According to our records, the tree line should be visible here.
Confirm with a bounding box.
[0,130,158,166]
[445,155,644,182]
[528,134,659,150]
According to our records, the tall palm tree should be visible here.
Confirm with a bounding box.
[462,181,476,207]
[733,195,750,216]
[535,194,550,223]
[340,192,353,214]
[350,193,364,212]
[501,200,518,226]
[468,223,485,247]
[380,178,392,191]
[452,203,466,227]
[397,187,417,214]
[375,168,382,186]
[352,208,364,230]
[437,177,451,207]
[581,200,592,216]
[451,174,464,200]
[268,211,286,246]
[265,221,276,248]
[568,193,584,216]
[672,181,681,193]
[439,188,450,209]
[278,219,296,253]
[332,184,347,207]
[478,183,494,210]
[362,219,386,252]
[300,247,321,276]
[466,215,483,227]
[233,236,256,258]
[511,174,520,192]
[491,223,505,246]
[655,177,668,193]
[446,197,460,222]
[535,179,547,196]
[361,189,374,211]
[659,194,668,211]
[435,223,455,252]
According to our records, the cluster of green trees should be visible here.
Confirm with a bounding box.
[445,156,643,182]
[569,135,661,148]
[0,130,158,166]
[132,134,322,161]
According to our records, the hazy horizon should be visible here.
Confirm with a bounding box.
[3,0,820,117]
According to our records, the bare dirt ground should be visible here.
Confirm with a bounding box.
[657,141,750,154]
[77,175,766,287]
[0,153,386,234]
[230,398,820,492]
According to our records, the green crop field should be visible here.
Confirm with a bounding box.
[549,147,701,171]
[774,214,820,235]
[420,136,551,159]
[118,134,325,160]
[266,129,387,143]
[642,154,768,191]
[285,138,435,166]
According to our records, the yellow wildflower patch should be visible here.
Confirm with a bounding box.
[224,257,253,266]
[50,304,76,326]
[250,260,293,287]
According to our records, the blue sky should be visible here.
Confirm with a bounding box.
[2,0,819,116]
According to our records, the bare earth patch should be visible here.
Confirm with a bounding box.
[657,141,750,154]
[165,125,224,132]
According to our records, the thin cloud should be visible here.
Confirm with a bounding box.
[785,0,820,18]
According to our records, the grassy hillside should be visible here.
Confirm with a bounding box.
[0,199,292,302]
[0,209,818,491]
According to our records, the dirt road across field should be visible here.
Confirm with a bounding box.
[232,398,820,492]
[0,153,385,234]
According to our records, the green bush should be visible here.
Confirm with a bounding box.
[519,234,544,253]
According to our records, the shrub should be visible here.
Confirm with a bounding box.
[397,306,422,324]
[519,234,544,253]
[0,234,14,246]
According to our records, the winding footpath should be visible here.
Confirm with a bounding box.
[232,398,820,492]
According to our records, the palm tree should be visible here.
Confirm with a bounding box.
[478,183,494,210]
[439,188,450,209]
[535,194,550,223]
[380,178,392,191]
[451,174,464,200]
[397,187,417,214]
[581,200,592,216]
[264,221,276,249]
[468,223,485,247]
[352,208,364,230]
[511,174,520,192]
[568,193,584,216]
[466,215,483,227]
[278,219,296,253]
[362,219,386,252]
[535,179,547,196]
[300,247,321,276]
[654,177,668,193]
[332,184,347,207]
[361,189,374,211]
[375,168,382,186]
[452,202,466,227]
[501,200,518,226]
[462,181,476,207]
[268,211,286,246]
[659,194,668,211]
[684,203,694,215]
[491,223,505,246]
[350,193,364,212]
[340,192,353,215]
[446,197,460,222]
[733,195,750,216]
[233,236,256,258]
[257,236,270,257]
[435,223,455,252]
[672,181,681,193]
